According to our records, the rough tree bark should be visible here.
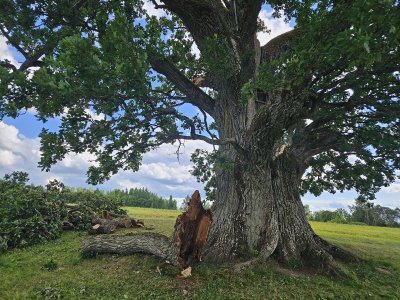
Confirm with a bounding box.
[200,82,356,273]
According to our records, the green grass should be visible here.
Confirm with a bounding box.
[0,208,399,299]
[123,206,182,219]
[310,221,400,270]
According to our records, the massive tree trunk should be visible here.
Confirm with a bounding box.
[204,153,344,268]
[202,89,356,271]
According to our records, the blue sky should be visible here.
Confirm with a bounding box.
[0,2,398,210]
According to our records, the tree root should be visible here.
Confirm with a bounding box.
[314,235,359,263]
[303,240,355,278]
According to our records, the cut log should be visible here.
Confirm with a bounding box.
[88,219,117,235]
[88,209,145,234]
[131,218,145,228]
[81,190,213,268]
[82,233,177,263]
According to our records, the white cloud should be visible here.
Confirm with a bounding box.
[139,162,192,183]
[0,35,19,67]
[60,152,97,171]
[0,121,210,198]
[142,0,167,18]
[85,109,105,121]
[165,184,195,192]
[143,140,214,165]
[118,179,146,190]
[382,181,400,193]
[191,42,200,58]
[303,194,355,212]
[27,107,38,115]
[0,149,21,167]
[0,122,41,167]
[257,9,293,46]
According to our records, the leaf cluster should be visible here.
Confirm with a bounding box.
[257,0,400,199]
[0,172,66,252]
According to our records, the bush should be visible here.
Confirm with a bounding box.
[311,208,351,224]
[0,172,66,252]
[0,172,148,252]
[42,259,58,271]
[350,203,400,227]
[71,190,126,215]
[105,188,177,210]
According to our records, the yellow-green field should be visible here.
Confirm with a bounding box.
[124,206,181,219]
[0,207,399,299]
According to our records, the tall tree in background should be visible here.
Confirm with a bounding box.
[0,0,399,270]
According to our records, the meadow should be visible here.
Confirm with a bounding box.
[0,207,399,299]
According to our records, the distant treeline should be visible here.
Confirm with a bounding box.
[304,203,400,227]
[65,187,177,210]
[106,188,177,210]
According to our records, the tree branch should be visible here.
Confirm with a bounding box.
[191,75,216,89]
[0,25,45,72]
[19,50,46,71]
[150,57,215,117]
[297,131,342,162]
[222,0,231,9]
[0,60,17,72]
[172,133,246,157]
[160,0,230,50]
[0,25,28,57]
[150,0,167,9]
[198,107,218,140]
[238,1,263,37]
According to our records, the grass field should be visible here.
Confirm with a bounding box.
[0,207,399,299]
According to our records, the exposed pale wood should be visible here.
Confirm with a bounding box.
[173,190,213,267]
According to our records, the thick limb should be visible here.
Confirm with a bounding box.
[82,233,177,263]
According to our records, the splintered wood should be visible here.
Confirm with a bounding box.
[174,190,212,268]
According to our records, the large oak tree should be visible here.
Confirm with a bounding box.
[0,0,399,271]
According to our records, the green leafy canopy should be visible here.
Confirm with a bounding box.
[0,0,399,202]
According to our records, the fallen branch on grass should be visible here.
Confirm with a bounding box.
[81,190,212,268]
